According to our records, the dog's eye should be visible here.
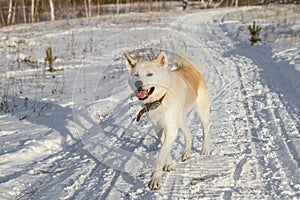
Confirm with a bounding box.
[146,73,153,77]
[134,74,139,77]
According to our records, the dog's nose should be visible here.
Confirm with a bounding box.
[135,80,143,89]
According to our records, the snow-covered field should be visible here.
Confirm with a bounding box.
[0,5,299,199]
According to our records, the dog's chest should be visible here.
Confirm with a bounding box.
[147,106,166,128]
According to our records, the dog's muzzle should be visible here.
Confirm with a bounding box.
[135,87,155,100]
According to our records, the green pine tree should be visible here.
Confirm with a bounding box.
[248,21,262,45]
[45,47,60,72]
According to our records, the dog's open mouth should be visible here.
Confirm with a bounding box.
[135,87,155,100]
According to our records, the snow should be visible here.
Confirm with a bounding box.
[0,5,300,199]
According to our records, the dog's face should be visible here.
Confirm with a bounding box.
[125,51,171,104]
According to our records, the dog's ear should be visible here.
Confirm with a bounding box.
[155,51,168,67]
[124,54,137,70]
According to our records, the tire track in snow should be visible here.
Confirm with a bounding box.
[204,15,299,198]
[231,54,300,197]
[201,18,265,198]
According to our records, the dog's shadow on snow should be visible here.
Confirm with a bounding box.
[87,93,204,173]
[76,93,161,173]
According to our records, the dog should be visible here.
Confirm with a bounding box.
[125,51,211,190]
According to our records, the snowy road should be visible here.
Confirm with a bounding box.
[0,6,299,199]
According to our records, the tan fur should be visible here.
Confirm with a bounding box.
[175,65,206,109]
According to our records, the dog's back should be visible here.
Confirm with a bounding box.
[174,53,211,156]
[174,53,206,75]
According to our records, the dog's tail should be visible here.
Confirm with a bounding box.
[173,53,206,74]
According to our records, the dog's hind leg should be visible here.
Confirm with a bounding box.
[195,92,211,156]
[181,118,192,162]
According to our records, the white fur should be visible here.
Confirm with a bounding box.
[125,51,211,190]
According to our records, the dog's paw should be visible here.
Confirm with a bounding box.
[201,146,211,156]
[148,178,161,190]
[163,164,176,172]
[181,150,191,162]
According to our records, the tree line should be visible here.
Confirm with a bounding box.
[0,0,298,27]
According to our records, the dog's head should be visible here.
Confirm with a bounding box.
[125,51,171,104]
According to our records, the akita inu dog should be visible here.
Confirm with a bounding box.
[125,51,211,190]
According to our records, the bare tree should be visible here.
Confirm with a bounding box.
[200,0,205,8]
[84,0,92,17]
[148,0,153,12]
[116,0,120,15]
[22,0,27,23]
[57,0,61,10]
[97,0,101,15]
[12,1,17,24]
[88,0,92,17]
[35,0,40,22]
[72,0,77,14]
[49,0,55,21]
[31,0,35,23]
[7,0,13,25]
[125,0,130,13]
[214,0,226,8]
[84,0,88,17]
[0,5,5,26]
[182,0,188,10]
[230,0,239,7]
[235,0,239,7]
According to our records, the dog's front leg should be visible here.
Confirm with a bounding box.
[155,129,175,172]
[149,125,178,190]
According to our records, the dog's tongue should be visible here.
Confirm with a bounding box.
[136,90,148,99]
